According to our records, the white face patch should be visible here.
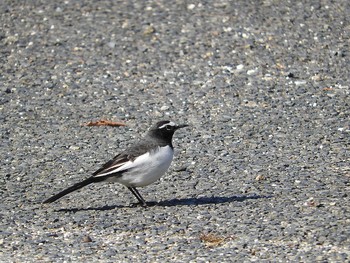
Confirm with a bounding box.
[158,121,176,129]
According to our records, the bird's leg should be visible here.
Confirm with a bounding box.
[127,187,147,207]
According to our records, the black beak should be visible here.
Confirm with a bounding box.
[176,124,188,129]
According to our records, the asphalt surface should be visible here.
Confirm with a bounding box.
[1,1,349,262]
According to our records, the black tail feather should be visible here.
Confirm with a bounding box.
[43,177,99,204]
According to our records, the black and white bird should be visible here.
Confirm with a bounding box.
[43,120,188,206]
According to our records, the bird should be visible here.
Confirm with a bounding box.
[43,120,188,207]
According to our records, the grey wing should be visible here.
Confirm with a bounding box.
[92,139,158,177]
[92,153,130,177]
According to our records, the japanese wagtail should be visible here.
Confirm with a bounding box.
[43,120,188,206]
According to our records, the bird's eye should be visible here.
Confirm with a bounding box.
[166,125,172,130]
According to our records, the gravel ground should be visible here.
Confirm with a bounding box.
[1,0,349,262]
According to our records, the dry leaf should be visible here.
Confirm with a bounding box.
[323,87,333,91]
[200,233,226,247]
[255,175,265,181]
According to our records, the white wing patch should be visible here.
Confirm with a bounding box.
[94,160,129,177]
[103,145,174,187]
[158,121,176,129]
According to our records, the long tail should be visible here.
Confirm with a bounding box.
[43,177,99,203]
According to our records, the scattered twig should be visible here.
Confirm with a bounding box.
[82,120,127,127]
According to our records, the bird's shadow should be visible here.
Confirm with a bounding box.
[157,194,271,206]
[56,194,272,213]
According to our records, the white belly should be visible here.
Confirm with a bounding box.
[109,146,174,187]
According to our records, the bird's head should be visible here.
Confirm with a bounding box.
[149,120,188,141]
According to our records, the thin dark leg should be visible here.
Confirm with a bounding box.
[127,187,147,207]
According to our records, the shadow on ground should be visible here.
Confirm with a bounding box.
[157,194,271,206]
[55,194,272,212]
